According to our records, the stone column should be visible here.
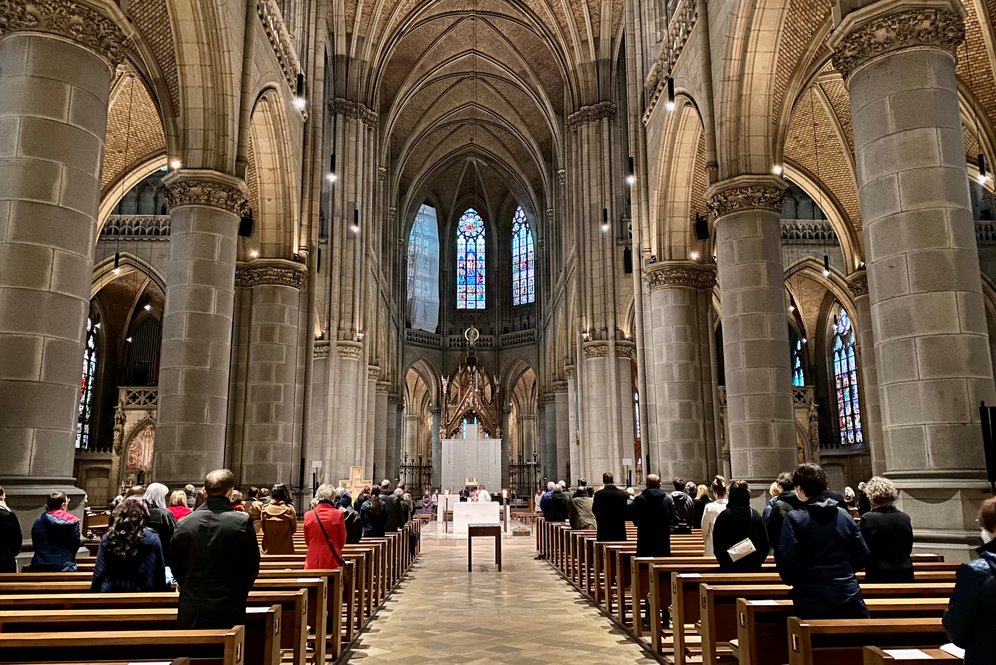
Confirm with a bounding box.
[429,406,441,488]
[564,366,579,480]
[0,1,127,517]
[385,395,401,482]
[364,366,378,476]
[846,270,886,474]
[155,170,248,486]
[553,383,570,483]
[706,176,797,486]
[324,341,364,484]
[643,262,718,483]
[542,395,558,481]
[521,412,538,461]
[579,341,635,484]
[374,381,390,483]
[830,0,995,557]
[234,261,306,487]
[501,406,512,490]
[402,413,418,460]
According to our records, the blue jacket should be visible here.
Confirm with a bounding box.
[91,528,169,593]
[944,539,996,665]
[777,496,869,619]
[30,510,81,572]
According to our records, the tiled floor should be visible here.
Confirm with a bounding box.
[346,522,658,664]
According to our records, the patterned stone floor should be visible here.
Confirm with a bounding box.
[346,522,657,664]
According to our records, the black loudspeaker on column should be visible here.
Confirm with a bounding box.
[979,402,996,493]
[693,213,709,241]
[238,209,254,238]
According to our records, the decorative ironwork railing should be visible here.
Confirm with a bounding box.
[100,215,171,239]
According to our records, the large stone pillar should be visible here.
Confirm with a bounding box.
[385,395,401,483]
[233,261,306,487]
[374,381,390,483]
[643,262,718,483]
[706,177,797,486]
[0,1,127,518]
[579,341,636,484]
[564,366,579,480]
[429,406,441,488]
[501,406,512,490]
[541,396,558,481]
[324,342,364,484]
[521,412,539,461]
[553,383,570,483]
[155,170,247,486]
[830,0,995,558]
[364,366,377,476]
[846,270,886,474]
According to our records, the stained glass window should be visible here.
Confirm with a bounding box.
[511,206,535,305]
[832,309,863,448]
[456,208,486,309]
[77,317,98,449]
[792,339,805,386]
[406,204,440,331]
[633,391,641,440]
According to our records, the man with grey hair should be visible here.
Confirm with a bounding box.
[171,469,259,629]
[381,481,403,532]
[184,484,196,509]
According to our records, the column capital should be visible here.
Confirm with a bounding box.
[706,175,787,218]
[551,380,568,394]
[388,393,402,405]
[846,268,869,298]
[367,365,380,382]
[564,364,575,379]
[0,0,131,66]
[376,381,392,394]
[314,342,330,359]
[828,0,965,80]
[235,259,307,290]
[566,101,617,130]
[163,169,248,215]
[429,405,441,415]
[334,341,363,360]
[329,97,379,127]
[644,261,717,292]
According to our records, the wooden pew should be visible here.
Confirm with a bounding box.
[862,646,960,664]
[736,597,950,665]
[0,628,245,665]
[787,617,948,665]
[0,607,279,665]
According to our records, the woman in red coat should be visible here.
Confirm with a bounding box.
[304,484,347,570]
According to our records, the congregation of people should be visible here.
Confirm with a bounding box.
[535,463,996,663]
[0,472,421,631]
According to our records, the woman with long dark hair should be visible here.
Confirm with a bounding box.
[361,486,387,537]
[91,496,168,592]
[261,483,297,554]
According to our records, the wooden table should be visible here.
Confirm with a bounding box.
[468,523,502,572]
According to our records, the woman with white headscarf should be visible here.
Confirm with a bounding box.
[142,483,176,562]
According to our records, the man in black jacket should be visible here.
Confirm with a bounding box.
[764,471,802,557]
[380,481,404,531]
[669,478,694,530]
[170,469,260,629]
[592,473,629,542]
[631,475,673,557]
[546,484,571,522]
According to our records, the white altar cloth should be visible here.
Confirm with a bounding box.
[450,502,500,535]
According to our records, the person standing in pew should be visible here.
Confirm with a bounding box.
[669,478,695,531]
[764,471,801,558]
[381,481,404,531]
[91,496,168,592]
[546,483,571,523]
[700,476,728,556]
[168,490,192,522]
[0,487,22,573]
[712,480,769,572]
[30,491,81,572]
[776,463,870,619]
[361,486,388,537]
[338,490,364,544]
[631,475,673,557]
[143,483,176,564]
[170,469,260,630]
[859,476,913,584]
[944,496,996,665]
[261,483,297,554]
[592,473,629,542]
[692,484,711,529]
[304,484,347,570]
[568,483,597,530]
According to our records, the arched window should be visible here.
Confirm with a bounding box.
[456,208,486,309]
[792,340,805,387]
[511,206,535,305]
[633,391,641,440]
[77,317,99,449]
[831,308,863,448]
[407,204,440,331]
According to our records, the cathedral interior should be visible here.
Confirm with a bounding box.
[1,0,995,558]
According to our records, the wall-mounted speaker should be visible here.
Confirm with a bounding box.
[238,209,254,238]
[693,213,709,241]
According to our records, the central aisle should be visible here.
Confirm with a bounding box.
[346,522,657,664]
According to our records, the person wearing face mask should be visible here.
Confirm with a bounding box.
[944,496,996,665]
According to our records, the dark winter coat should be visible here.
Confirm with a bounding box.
[91,528,168,593]
[693,497,710,530]
[30,510,81,572]
[630,488,673,557]
[944,539,996,665]
[146,505,176,563]
[713,502,769,573]
[170,496,260,629]
[765,489,804,557]
[546,490,571,523]
[382,493,404,532]
[0,506,22,573]
[568,496,597,530]
[360,498,388,537]
[859,505,914,583]
[341,507,363,544]
[592,485,629,542]
[777,496,870,619]
[669,491,694,528]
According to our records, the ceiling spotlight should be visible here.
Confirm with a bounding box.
[771,165,783,176]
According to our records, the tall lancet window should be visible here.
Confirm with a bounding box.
[406,204,440,331]
[511,206,535,305]
[831,308,863,448]
[77,317,98,449]
[456,208,486,309]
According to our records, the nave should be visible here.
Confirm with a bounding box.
[347,523,656,665]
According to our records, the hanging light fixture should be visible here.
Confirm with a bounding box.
[665,77,676,112]
[601,208,610,233]
[113,251,121,274]
[979,152,990,185]
[788,295,796,314]
[293,73,306,111]
[823,254,831,277]
[327,153,338,183]
[351,208,360,234]
[626,156,636,186]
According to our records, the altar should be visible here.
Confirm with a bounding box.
[441,424,501,492]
